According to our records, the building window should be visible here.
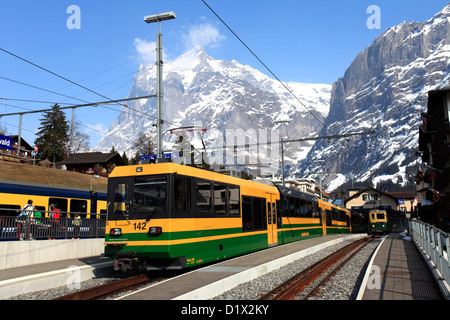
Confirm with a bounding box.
[363,194,379,201]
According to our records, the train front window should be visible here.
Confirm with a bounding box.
[133,175,167,214]
[377,213,385,220]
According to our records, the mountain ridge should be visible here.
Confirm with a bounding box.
[94,45,331,172]
[296,4,450,191]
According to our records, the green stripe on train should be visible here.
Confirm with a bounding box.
[105,227,243,242]
[105,233,268,267]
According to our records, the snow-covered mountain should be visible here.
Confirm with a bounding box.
[95,46,331,173]
[296,4,450,191]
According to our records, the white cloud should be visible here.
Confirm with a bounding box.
[182,21,226,50]
[133,38,156,63]
[87,123,108,136]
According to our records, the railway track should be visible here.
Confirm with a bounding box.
[54,273,159,300]
[259,236,376,300]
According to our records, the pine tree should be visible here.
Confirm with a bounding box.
[34,104,70,163]
[121,152,129,165]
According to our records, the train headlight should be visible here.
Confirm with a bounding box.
[110,228,122,236]
[149,226,162,236]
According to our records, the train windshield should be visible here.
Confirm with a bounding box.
[376,213,385,220]
[108,175,168,220]
[133,175,167,214]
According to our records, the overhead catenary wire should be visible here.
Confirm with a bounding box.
[5,47,157,110]
[201,0,336,136]
[162,130,376,154]
[0,47,124,107]
[0,75,92,105]
[0,51,177,129]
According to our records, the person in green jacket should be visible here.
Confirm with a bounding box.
[72,213,81,239]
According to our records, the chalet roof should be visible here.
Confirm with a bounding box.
[386,191,416,200]
[345,186,401,204]
[9,135,33,150]
[58,152,123,165]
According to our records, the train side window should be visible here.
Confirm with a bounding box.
[332,208,338,221]
[313,203,320,218]
[213,183,227,216]
[289,197,295,217]
[173,175,191,213]
[252,197,266,230]
[295,198,300,217]
[196,180,212,212]
[228,185,240,216]
[326,209,332,226]
[242,196,267,232]
[282,197,288,217]
[267,202,272,224]
[242,196,253,230]
[70,199,87,218]
[0,204,21,217]
[306,201,313,217]
[49,198,68,218]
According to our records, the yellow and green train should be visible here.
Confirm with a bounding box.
[368,209,389,234]
[105,163,351,271]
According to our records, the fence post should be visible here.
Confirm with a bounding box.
[436,229,443,274]
[445,236,450,285]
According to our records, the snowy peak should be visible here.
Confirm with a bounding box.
[170,46,209,72]
[95,46,331,165]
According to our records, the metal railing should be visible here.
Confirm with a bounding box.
[409,220,450,297]
[0,215,106,240]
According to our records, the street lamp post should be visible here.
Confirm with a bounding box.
[144,11,176,159]
[314,160,325,199]
[274,119,290,187]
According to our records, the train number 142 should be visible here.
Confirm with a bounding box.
[133,222,147,230]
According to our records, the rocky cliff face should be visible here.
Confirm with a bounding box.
[296,4,450,191]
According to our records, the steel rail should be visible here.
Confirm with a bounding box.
[259,237,372,300]
[301,237,375,300]
[54,273,156,300]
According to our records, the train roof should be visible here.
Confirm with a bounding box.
[275,184,318,202]
[0,161,107,192]
[109,162,279,192]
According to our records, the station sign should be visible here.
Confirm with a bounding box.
[140,152,180,161]
[140,154,157,161]
[0,135,13,150]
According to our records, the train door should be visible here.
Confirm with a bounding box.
[107,177,133,226]
[321,209,327,235]
[266,193,278,247]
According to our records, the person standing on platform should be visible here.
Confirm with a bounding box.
[18,200,34,240]
[49,203,60,240]
[72,212,81,239]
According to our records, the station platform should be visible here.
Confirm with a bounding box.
[358,233,444,300]
[0,255,113,299]
[117,234,365,300]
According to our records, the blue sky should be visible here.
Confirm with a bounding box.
[0,0,449,150]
